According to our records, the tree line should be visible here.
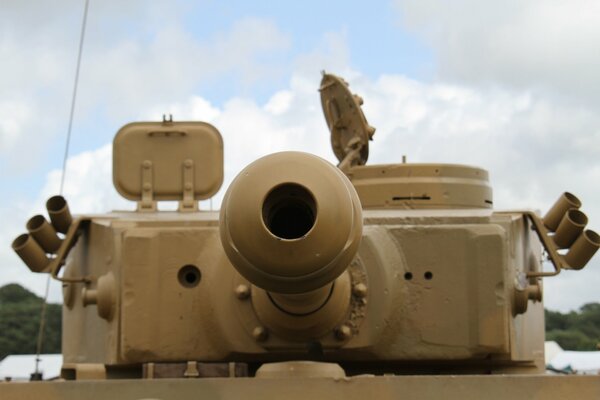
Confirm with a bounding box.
[545,303,600,350]
[0,284,61,360]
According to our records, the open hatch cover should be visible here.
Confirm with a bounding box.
[113,121,223,206]
[319,72,376,170]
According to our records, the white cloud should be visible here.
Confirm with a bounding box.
[395,0,600,104]
[264,91,294,115]
[145,96,221,126]
[357,74,600,206]
[0,101,32,151]
[81,17,291,118]
[293,30,353,77]
[0,2,292,174]
[37,144,131,213]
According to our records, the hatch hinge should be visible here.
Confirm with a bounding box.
[179,159,198,212]
[138,160,157,212]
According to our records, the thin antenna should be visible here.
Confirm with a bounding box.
[59,0,90,194]
[32,276,51,380]
[34,0,90,379]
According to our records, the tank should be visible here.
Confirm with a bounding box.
[4,73,600,399]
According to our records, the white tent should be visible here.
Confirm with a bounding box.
[0,354,62,381]
[544,341,564,365]
[545,341,600,375]
[548,351,600,375]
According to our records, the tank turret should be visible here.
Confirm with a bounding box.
[8,73,600,384]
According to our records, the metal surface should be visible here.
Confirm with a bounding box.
[2,375,600,400]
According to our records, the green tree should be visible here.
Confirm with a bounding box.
[545,303,600,351]
[0,284,61,360]
[546,329,596,350]
[545,309,569,331]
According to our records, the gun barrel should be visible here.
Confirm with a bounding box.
[219,151,362,295]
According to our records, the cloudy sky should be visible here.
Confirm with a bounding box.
[1,0,599,312]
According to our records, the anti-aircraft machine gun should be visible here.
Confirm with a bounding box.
[5,73,600,399]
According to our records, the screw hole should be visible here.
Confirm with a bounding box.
[178,264,201,288]
[424,271,433,280]
[404,272,413,280]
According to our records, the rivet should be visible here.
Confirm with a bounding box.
[235,284,250,300]
[184,183,192,190]
[143,183,151,191]
[184,160,193,168]
[253,326,268,342]
[352,283,367,298]
[335,324,352,341]
[143,160,152,169]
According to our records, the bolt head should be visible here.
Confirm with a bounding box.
[253,326,268,342]
[352,283,368,298]
[235,284,251,300]
[335,324,352,341]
